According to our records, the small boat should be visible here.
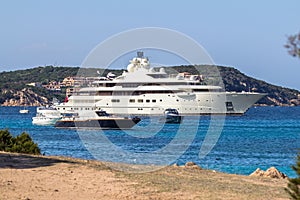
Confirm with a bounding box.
[32,106,61,125]
[54,110,141,129]
[164,108,182,124]
[19,107,29,114]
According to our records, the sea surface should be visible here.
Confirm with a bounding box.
[1,106,299,177]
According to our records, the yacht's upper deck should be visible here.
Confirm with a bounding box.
[73,52,223,94]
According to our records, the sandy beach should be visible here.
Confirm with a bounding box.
[0,152,289,200]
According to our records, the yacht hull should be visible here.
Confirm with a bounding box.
[54,117,141,129]
[56,92,265,116]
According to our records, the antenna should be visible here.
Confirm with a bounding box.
[137,51,144,58]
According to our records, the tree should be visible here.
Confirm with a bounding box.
[284,32,300,58]
[286,153,300,199]
[285,31,300,199]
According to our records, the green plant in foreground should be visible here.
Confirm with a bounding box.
[0,129,14,151]
[0,129,40,155]
[286,152,300,200]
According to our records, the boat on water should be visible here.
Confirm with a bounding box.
[163,108,182,124]
[54,110,141,129]
[56,52,266,116]
[19,109,29,114]
[19,106,29,114]
[32,106,61,125]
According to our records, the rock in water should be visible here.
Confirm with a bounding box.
[264,167,287,179]
[249,167,287,179]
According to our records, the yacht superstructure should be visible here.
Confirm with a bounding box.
[56,52,265,116]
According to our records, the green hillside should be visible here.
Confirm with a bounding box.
[0,65,298,106]
[165,65,299,106]
[0,66,79,104]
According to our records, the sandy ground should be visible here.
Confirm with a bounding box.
[0,152,290,200]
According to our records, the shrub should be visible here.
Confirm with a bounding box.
[0,129,14,151]
[0,129,40,155]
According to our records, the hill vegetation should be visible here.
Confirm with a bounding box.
[0,66,79,104]
[0,65,299,106]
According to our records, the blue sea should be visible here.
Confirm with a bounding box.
[1,106,299,177]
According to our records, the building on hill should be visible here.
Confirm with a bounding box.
[42,81,61,92]
[62,76,75,87]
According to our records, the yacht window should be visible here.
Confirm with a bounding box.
[226,101,234,111]
[106,83,116,87]
[96,91,113,96]
[146,99,150,103]
[152,99,156,103]
[129,99,135,103]
[192,89,210,92]
[138,99,143,103]
[111,99,120,103]
[122,83,138,88]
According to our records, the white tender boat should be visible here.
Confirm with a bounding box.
[19,106,29,114]
[164,108,182,124]
[32,106,61,125]
[19,109,29,114]
[56,52,266,116]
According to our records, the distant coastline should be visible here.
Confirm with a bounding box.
[0,65,299,107]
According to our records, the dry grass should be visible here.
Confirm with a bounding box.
[117,166,289,200]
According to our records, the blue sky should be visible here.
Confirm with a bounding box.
[0,0,299,90]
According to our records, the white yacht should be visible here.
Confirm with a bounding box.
[32,106,61,125]
[56,52,265,116]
